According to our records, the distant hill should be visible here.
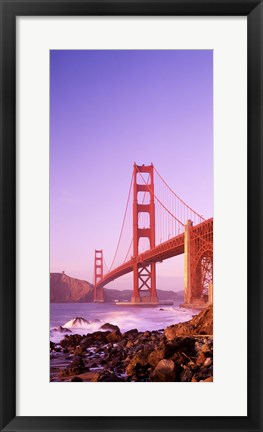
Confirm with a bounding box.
[104,288,184,303]
[50,273,93,303]
[50,273,184,303]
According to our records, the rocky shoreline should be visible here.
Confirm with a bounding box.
[50,306,213,382]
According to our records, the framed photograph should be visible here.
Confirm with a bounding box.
[0,1,262,431]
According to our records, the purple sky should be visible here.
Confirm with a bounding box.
[50,50,213,291]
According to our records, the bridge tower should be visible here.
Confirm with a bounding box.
[93,249,104,302]
[132,163,158,304]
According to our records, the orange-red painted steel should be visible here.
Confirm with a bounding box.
[93,249,104,302]
[132,164,158,303]
[93,164,213,306]
[95,218,213,301]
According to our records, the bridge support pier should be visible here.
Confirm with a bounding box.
[184,219,193,305]
[183,219,213,308]
[208,282,213,304]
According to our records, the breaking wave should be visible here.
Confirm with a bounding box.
[63,317,91,328]
[50,302,199,343]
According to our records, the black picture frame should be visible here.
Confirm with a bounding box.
[0,1,262,431]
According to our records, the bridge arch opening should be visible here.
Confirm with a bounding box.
[156,254,184,294]
[137,191,150,204]
[192,248,213,304]
[136,172,150,185]
[138,237,150,253]
[138,212,150,230]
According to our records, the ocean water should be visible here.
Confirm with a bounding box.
[50,302,197,343]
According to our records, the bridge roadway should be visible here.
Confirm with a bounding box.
[96,218,213,290]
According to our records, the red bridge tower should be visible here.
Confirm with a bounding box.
[93,249,104,302]
[132,164,158,304]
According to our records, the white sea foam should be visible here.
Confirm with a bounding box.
[63,317,90,328]
[50,302,198,343]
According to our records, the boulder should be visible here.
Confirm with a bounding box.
[126,350,151,376]
[60,356,87,377]
[100,323,120,332]
[64,317,90,328]
[54,326,72,333]
[196,352,207,366]
[180,367,193,382]
[150,359,177,382]
[203,357,212,367]
[165,305,213,340]
[92,370,124,382]
[50,341,55,351]
[124,329,139,337]
[148,347,165,367]
[71,376,83,382]
[163,342,179,358]
[204,376,213,382]
[74,346,84,356]
[60,333,83,348]
[192,366,213,381]
[106,329,122,343]
[126,340,134,349]
[168,337,196,357]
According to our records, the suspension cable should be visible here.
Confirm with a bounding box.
[154,167,205,221]
[136,167,185,227]
[122,174,150,263]
[109,172,133,271]
[103,256,109,274]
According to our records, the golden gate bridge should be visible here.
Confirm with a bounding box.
[93,163,213,308]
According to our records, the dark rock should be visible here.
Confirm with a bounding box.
[50,341,55,351]
[60,356,87,377]
[196,352,207,366]
[54,326,72,333]
[168,337,196,357]
[124,329,139,337]
[203,376,213,382]
[192,366,213,381]
[100,323,120,332]
[74,346,84,356]
[148,347,165,367]
[80,331,109,348]
[203,357,212,367]
[67,317,90,327]
[126,350,151,376]
[163,342,179,358]
[150,359,177,382]
[71,376,83,382]
[165,305,213,339]
[170,351,185,366]
[80,337,93,349]
[60,333,83,348]
[106,329,122,343]
[92,371,124,382]
[180,367,194,382]
[89,361,99,368]
[143,331,151,338]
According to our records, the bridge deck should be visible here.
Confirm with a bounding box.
[96,218,213,289]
